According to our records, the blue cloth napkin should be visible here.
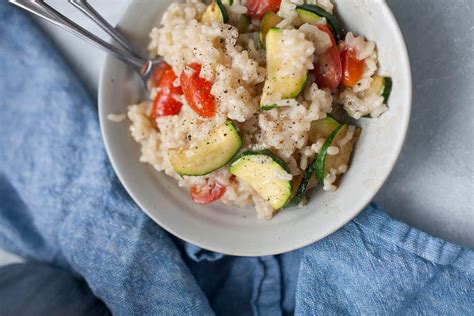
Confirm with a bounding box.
[0,3,473,315]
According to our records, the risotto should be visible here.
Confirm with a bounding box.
[125,0,392,219]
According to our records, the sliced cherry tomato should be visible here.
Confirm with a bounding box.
[246,0,281,20]
[341,48,365,87]
[313,24,342,90]
[151,67,183,119]
[180,63,216,118]
[149,62,172,88]
[191,182,226,204]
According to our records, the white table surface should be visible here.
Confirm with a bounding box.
[1,0,471,265]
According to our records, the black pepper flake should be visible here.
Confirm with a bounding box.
[187,134,192,141]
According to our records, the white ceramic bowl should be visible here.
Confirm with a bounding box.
[99,0,411,256]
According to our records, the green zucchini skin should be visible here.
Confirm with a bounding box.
[289,116,342,206]
[289,159,317,206]
[230,149,290,173]
[202,0,230,24]
[216,0,230,23]
[382,77,392,103]
[315,124,344,183]
[296,4,344,40]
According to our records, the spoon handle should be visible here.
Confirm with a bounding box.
[68,0,143,58]
[9,0,148,71]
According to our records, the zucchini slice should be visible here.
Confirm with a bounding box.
[259,12,283,49]
[169,122,242,176]
[315,124,361,183]
[237,14,251,33]
[260,28,308,109]
[315,125,342,183]
[202,0,230,24]
[289,160,318,206]
[230,150,292,210]
[309,116,341,143]
[296,4,344,40]
[296,7,322,25]
[290,117,341,205]
[359,76,392,103]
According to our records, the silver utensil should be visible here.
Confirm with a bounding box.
[68,0,142,58]
[9,0,162,89]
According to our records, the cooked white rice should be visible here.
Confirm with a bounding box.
[125,0,388,219]
[107,113,126,122]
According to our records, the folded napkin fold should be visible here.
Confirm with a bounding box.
[0,3,472,315]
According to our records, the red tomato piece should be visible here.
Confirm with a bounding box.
[341,48,365,87]
[313,24,342,90]
[180,63,216,118]
[151,67,183,119]
[149,62,172,88]
[191,182,226,204]
[246,0,281,20]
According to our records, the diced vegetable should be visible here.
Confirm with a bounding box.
[246,0,281,20]
[359,76,392,103]
[201,0,229,24]
[237,14,251,33]
[151,67,183,119]
[315,125,342,183]
[290,174,304,200]
[315,124,360,183]
[296,7,321,25]
[259,11,283,49]
[313,24,342,90]
[169,122,242,176]
[290,116,340,205]
[289,160,317,206]
[341,49,365,87]
[309,116,341,143]
[191,182,226,204]
[180,63,216,118]
[149,62,172,89]
[230,150,292,210]
[260,28,308,109]
[323,125,360,178]
[295,4,344,40]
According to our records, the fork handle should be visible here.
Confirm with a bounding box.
[68,0,142,58]
[9,0,149,72]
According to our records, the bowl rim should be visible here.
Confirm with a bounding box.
[98,0,412,256]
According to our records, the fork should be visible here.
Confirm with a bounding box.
[8,0,162,90]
